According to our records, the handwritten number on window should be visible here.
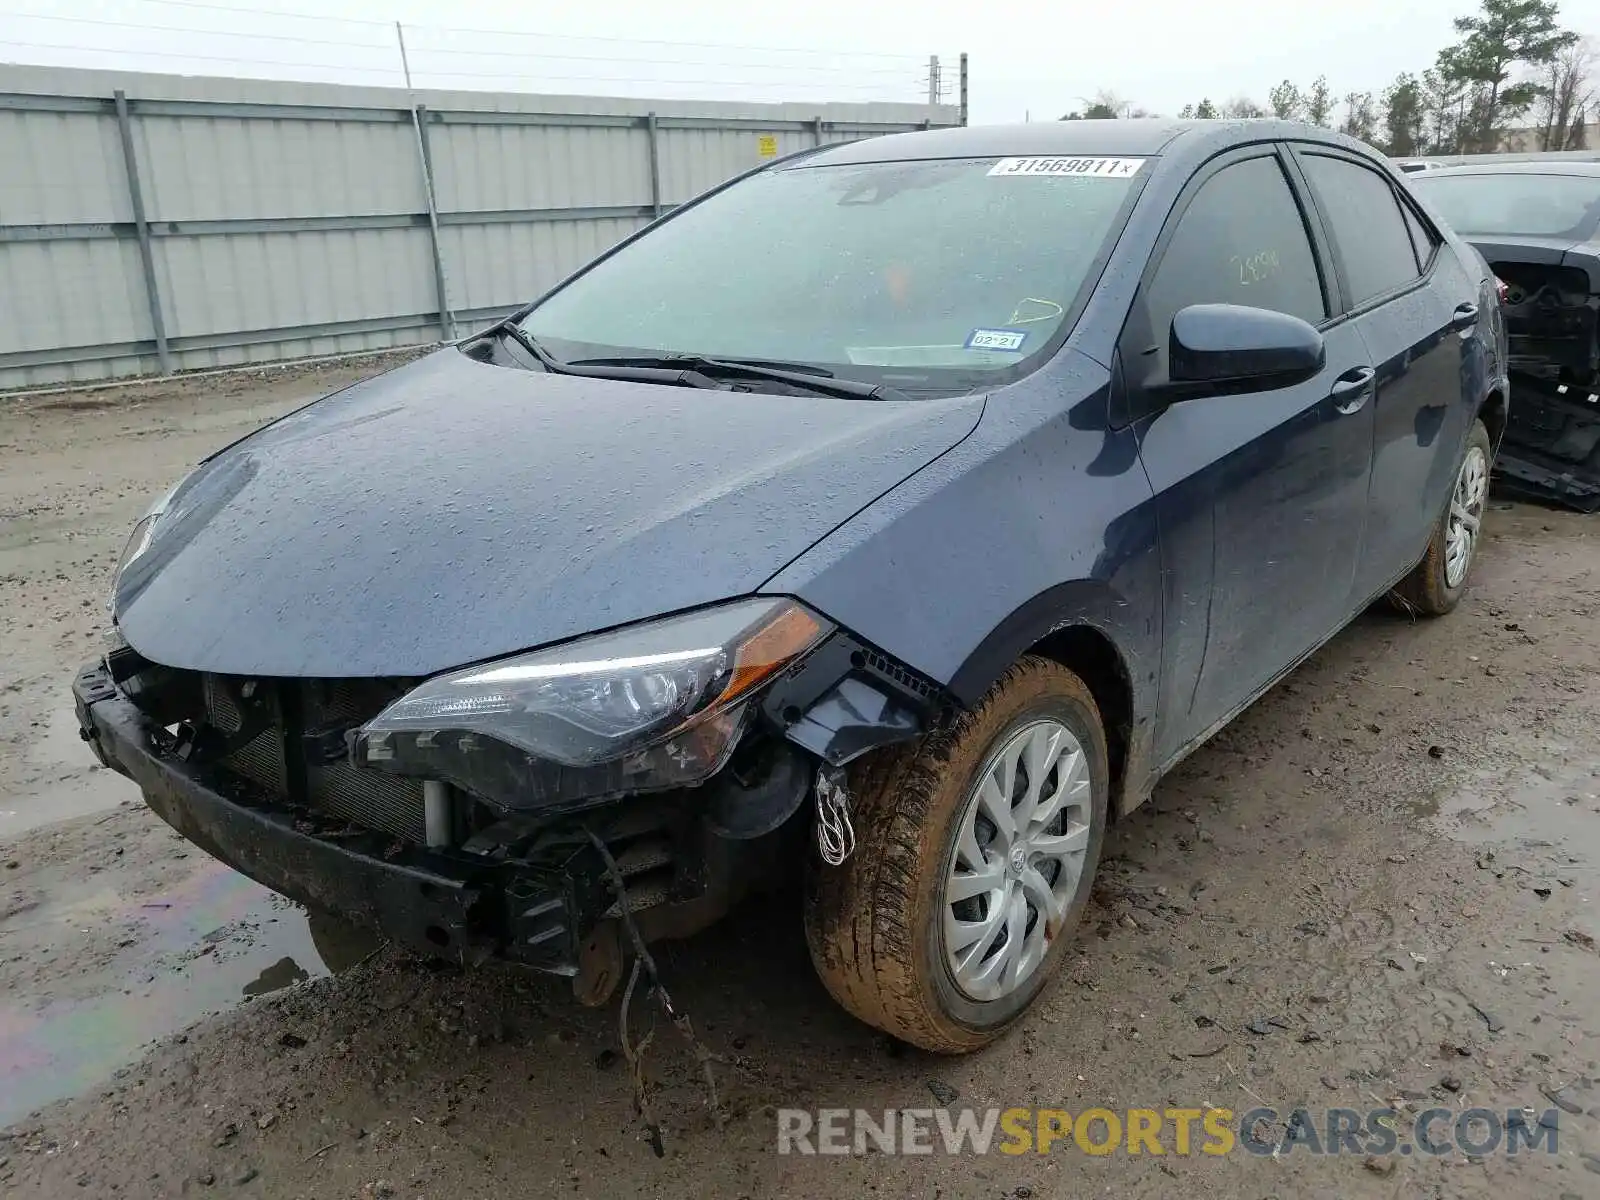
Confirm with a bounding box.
[1228,248,1280,287]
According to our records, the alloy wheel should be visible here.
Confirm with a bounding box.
[941,719,1093,1002]
[1445,444,1488,588]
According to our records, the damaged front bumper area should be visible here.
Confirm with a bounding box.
[1483,257,1600,512]
[73,625,948,998]
[1495,261,1600,386]
[73,654,799,1000]
[1496,375,1600,512]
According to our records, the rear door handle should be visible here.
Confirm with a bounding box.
[1450,302,1479,331]
[1330,365,1375,415]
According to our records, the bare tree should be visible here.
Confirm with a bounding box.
[1340,91,1379,144]
[1221,96,1268,118]
[1420,67,1468,152]
[1062,89,1153,120]
[1533,38,1595,150]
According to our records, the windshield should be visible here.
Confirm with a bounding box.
[1408,171,1600,240]
[519,155,1145,396]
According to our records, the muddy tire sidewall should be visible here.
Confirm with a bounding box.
[804,657,1110,1052]
[1390,418,1493,617]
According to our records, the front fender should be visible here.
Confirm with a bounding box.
[761,354,1163,808]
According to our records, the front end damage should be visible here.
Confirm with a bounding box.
[1494,262,1600,385]
[1494,375,1600,512]
[73,619,948,1005]
[1489,258,1600,512]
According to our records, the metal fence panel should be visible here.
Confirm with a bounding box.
[0,106,130,224]
[136,113,424,222]
[154,226,439,338]
[0,237,151,356]
[0,64,958,390]
[430,121,653,212]
[441,216,649,314]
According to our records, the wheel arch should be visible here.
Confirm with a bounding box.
[947,580,1155,819]
[1478,386,1507,454]
[1026,625,1135,819]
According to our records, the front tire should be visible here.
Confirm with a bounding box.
[1389,418,1493,617]
[804,656,1108,1053]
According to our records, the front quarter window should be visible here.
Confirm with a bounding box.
[519,155,1145,396]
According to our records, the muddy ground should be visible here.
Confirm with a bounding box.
[2,358,1598,1199]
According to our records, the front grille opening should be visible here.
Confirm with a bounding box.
[199,673,426,843]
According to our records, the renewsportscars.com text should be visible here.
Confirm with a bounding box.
[776,1105,1562,1158]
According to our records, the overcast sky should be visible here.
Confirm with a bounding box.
[1,0,1593,121]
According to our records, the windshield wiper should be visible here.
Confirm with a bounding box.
[488,321,721,389]
[568,354,909,401]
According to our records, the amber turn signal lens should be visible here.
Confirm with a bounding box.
[715,603,828,708]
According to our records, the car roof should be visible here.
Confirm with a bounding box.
[800,118,1371,167]
[1415,160,1600,178]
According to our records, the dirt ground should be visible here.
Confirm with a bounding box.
[2,358,1599,1199]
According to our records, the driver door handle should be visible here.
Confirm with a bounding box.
[1330,365,1375,415]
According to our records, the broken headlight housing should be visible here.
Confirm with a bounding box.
[352,598,830,811]
[105,479,186,648]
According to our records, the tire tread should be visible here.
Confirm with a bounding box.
[804,656,1105,1053]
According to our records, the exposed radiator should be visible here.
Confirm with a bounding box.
[206,673,425,843]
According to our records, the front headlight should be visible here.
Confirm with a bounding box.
[355,598,831,809]
[106,481,182,633]
[114,481,182,582]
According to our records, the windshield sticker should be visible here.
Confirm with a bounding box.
[965,328,1029,352]
[1007,297,1065,325]
[988,156,1145,178]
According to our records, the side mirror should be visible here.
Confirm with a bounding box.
[1169,303,1325,390]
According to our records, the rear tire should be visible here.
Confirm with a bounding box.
[1389,418,1493,617]
[804,656,1108,1053]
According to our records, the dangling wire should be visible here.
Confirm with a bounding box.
[815,765,856,866]
[586,827,722,1157]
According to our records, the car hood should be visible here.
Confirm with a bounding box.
[114,348,984,677]
[1468,234,1600,292]
[1467,233,1582,265]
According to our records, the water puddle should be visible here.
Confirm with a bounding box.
[0,862,379,1127]
[1422,752,1600,939]
[0,709,137,838]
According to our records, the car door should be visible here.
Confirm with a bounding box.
[1118,146,1377,766]
[1290,147,1478,599]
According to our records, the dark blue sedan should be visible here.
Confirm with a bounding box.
[75,119,1508,1053]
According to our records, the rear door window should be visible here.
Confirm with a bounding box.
[1299,153,1422,305]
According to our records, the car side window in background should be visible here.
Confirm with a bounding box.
[1401,200,1439,271]
[1143,155,1326,373]
[1300,153,1421,304]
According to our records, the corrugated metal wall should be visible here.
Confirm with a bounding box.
[0,65,959,389]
